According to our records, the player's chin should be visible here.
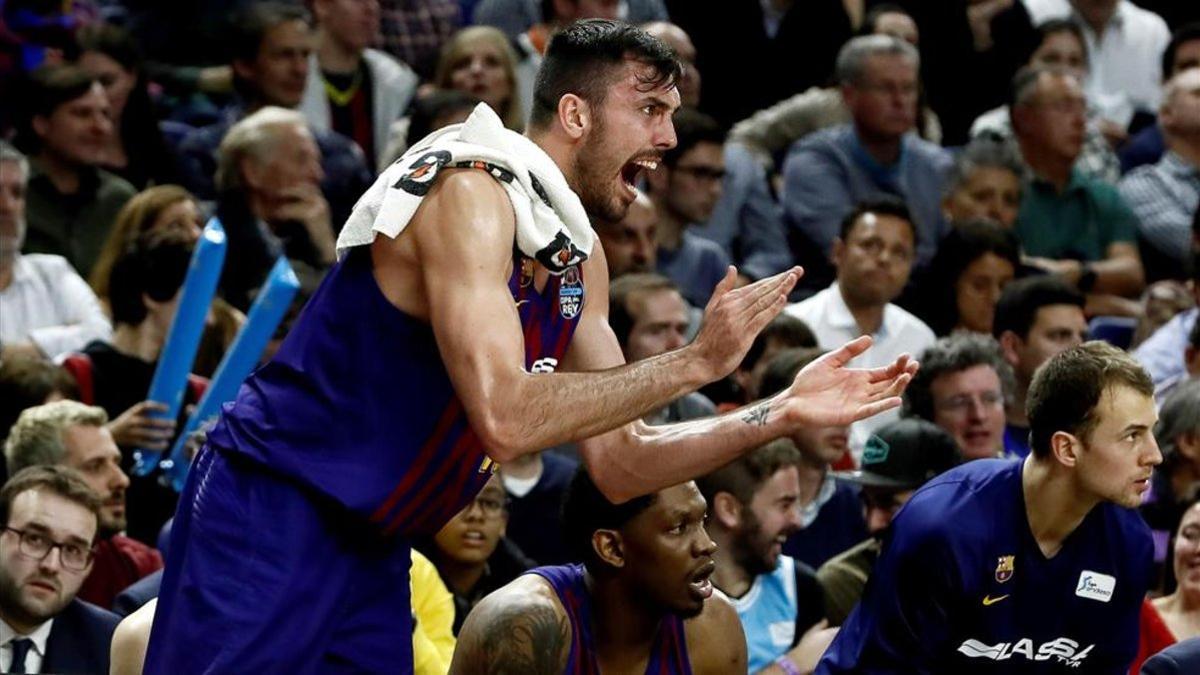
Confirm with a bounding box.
[672,595,707,620]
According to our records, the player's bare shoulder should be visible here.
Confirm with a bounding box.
[371,167,519,318]
[685,591,748,674]
[449,574,571,675]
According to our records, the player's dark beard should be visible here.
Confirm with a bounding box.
[732,508,775,578]
[571,116,626,223]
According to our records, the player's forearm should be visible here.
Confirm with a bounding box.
[478,344,715,463]
[1091,257,1144,296]
[579,395,790,503]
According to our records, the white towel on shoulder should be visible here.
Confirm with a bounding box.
[336,104,594,272]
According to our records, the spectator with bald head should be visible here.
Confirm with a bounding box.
[641,22,699,108]
[215,106,336,311]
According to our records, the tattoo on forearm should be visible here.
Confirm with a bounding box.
[742,402,770,427]
[471,603,569,674]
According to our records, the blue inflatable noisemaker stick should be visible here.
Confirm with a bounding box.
[162,257,300,491]
[132,218,227,476]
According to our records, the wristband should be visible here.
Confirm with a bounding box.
[774,655,803,675]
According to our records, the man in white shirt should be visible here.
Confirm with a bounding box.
[0,465,119,673]
[1024,0,1171,132]
[0,141,111,362]
[785,197,935,447]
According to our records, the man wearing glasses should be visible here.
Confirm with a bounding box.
[644,107,733,308]
[901,333,1014,460]
[0,465,119,673]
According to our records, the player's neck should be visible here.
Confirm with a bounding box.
[588,572,663,655]
[1021,456,1098,558]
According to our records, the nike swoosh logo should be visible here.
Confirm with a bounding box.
[515,300,530,308]
[982,594,1009,606]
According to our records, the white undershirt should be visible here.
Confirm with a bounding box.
[0,617,54,673]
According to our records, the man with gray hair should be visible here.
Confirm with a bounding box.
[0,140,111,362]
[4,400,162,609]
[214,106,335,310]
[781,35,953,295]
[902,333,1014,460]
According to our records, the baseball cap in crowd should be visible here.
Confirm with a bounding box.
[837,418,963,490]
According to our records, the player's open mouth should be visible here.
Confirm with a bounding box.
[688,560,716,599]
[620,157,658,191]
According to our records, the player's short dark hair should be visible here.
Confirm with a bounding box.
[838,196,916,242]
[757,347,826,398]
[608,273,680,349]
[695,439,803,508]
[108,232,193,328]
[903,333,1014,422]
[662,108,724,168]
[0,466,101,538]
[562,468,657,574]
[529,19,681,130]
[230,1,310,64]
[12,65,98,154]
[739,315,818,374]
[1164,23,1200,78]
[992,276,1085,340]
[1027,342,1154,458]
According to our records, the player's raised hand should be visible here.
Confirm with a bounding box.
[781,335,918,427]
[690,265,802,379]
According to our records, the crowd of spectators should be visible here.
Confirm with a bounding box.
[1,0,1199,672]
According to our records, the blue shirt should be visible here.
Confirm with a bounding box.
[781,125,952,290]
[729,555,825,673]
[656,231,732,308]
[818,458,1154,674]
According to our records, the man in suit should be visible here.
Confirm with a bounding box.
[0,465,119,673]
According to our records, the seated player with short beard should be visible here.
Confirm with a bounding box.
[449,469,746,674]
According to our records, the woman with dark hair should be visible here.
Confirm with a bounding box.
[905,219,1021,336]
[71,22,177,188]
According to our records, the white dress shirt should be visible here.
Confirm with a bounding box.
[784,282,936,454]
[0,254,112,359]
[1023,0,1170,127]
[1,617,53,673]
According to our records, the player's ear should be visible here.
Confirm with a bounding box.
[558,94,590,141]
[712,492,742,530]
[1049,430,1081,468]
[593,529,626,568]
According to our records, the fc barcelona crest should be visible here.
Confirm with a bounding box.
[995,555,1015,583]
[559,266,583,319]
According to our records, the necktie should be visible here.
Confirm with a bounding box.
[9,637,33,674]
